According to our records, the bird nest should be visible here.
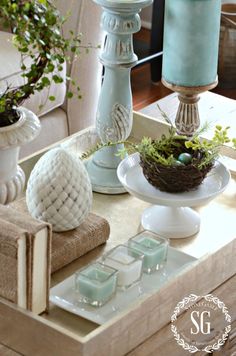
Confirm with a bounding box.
[139,138,214,193]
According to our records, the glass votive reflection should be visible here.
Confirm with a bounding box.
[128,231,169,274]
[102,245,144,290]
[74,262,118,307]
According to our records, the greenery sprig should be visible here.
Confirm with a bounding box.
[185,125,231,168]
[127,125,231,168]
[82,102,235,167]
[81,140,136,160]
[81,125,233,169]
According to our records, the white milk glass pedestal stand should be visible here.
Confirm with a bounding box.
[117,153,230,238]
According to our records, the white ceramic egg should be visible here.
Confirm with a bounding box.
[26,147,92,232]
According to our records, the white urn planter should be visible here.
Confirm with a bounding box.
[0,107,41,205]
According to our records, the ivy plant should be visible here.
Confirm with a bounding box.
[0,0,96,127]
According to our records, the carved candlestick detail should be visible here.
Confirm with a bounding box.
[87,0,152,194]
[162,79,218,136]
[175,94,200,136]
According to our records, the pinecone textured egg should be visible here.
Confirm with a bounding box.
[26,147,92,232]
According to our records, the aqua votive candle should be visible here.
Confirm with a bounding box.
[74,262,118,307]
[128,231,169,273]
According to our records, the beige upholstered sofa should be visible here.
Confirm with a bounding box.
[0,0,103,158]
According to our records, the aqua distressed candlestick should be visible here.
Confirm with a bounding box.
[87,0,152,194]
[162,0,221,136]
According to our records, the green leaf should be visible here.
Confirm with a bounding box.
[41,77,50,86]
[19,47,29,53]
[49,96,56,101]
[67,91,73,99]
[24,3,31,12]
[52,75,63,84]
[46,63,55,73]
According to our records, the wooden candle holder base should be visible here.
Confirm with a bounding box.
[162,78,218,136]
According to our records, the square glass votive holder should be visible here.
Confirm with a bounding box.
[102,245,144,290]
[74,262,118,307]
[128,231,169,274]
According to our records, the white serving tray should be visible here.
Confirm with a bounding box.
[50,247,197,325]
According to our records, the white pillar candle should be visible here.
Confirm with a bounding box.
[102,245,143,289]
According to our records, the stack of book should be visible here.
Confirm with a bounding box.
[0,199,110,315]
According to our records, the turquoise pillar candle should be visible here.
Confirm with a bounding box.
[162,0,221,87]
[128,231,169,274]
[75,262,118,307]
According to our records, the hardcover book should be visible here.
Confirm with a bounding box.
[0,205,51,314]
[11,198,110,273]
[51,213,110,273]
